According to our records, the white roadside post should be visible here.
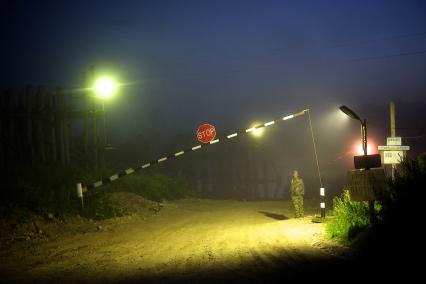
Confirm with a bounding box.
[320,187,325,218]
[76,183,84,209]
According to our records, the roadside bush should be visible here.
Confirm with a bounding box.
[327,154,425,252]
[381,153,426,221]
[107,172,192,202]
[358,154,426,246]
[81,172,193,219]
[326,188,372,242]
[0,163,110,218]
[325,154,426,243]
[1,163,192,219]
[349,154,426,275]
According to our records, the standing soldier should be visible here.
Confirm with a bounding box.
[290,170,305,218]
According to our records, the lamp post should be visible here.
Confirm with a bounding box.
[339,105,367,156]
[94,76,117,148]
[339,105,378,223]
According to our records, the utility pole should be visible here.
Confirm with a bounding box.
[390,101,396,179]
[89,65,99,170]
[82,72,89,169]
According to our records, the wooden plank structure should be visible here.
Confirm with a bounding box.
[0,66,104,169]
[347,168,388,201]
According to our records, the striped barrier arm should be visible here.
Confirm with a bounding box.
[80,109,308,192]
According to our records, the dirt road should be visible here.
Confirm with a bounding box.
[0,199,350,283]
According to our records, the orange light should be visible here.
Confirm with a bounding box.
[354,141,376,155]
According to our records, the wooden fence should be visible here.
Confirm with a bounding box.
[0,69,105,169]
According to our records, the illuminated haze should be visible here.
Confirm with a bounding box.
[2,0,426,194]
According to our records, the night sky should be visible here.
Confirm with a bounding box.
[2,0,426,176]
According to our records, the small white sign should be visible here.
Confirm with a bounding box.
[387,137,402,146]
[383,150,405,164]
[378,145,410,151]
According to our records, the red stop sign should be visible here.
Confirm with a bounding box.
[196,124,216,143]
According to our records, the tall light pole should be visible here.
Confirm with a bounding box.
[94,76,118,148]
[339,105,367,156]
[339,105,379,223]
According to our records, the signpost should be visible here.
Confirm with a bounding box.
[383,151,404,164]
[196,124,217,144]
[378,137,409,165]
[387,137,401,146]
[378,145,410,151]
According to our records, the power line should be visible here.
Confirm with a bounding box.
[325,31,426,49]
[58,31,426,89]
[142,31,426,82]
[350,49,426,62]
[402,134,426,139]
[141,47,426,83]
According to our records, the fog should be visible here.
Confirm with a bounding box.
[2,0,426,199]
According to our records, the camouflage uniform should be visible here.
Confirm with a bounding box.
[290,176,305,218]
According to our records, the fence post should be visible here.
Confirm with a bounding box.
[89,66,99,170]
[48,93,57,162]
[0,90,4,166]
[25,85,35,162]
[82,72,89,169]
[63,90,71,164]
[35,85,46,162]
[55,86,65,165]
[5,89,16,162]
[17,92,26,162]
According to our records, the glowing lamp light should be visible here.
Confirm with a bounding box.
[355,142,375,155]
[252,127,264,137]
[246,122,264,138]
[94,76,117,99]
